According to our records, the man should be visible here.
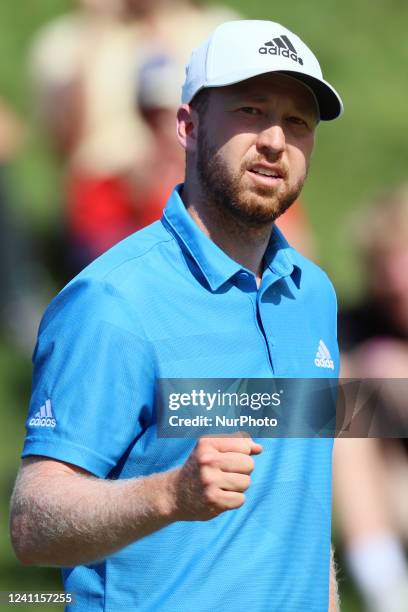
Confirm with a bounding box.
[10,20,343,611]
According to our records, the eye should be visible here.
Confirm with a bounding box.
[287,116,309,127]
[239,107,262,116]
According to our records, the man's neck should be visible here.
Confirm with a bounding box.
[181,182,273,284]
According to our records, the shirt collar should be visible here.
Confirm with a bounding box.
[162,184,302,291]
[265,224,296,276]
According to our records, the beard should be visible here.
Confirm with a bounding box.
[196,130,307,228]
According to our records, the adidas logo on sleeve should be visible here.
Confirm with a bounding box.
[29,399,56,428]
[314,340,334,370]
[259,34,304,65]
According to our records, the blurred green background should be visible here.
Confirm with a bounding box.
[1,0,407,610]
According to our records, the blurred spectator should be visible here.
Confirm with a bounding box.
[128,52,184,228]
[0,99,45,352]
[340,184,408,355]
[30,0,150,276]
[335,184,408,612]
[29,0,240,278]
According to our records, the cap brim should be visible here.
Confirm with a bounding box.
[278,70,343,121]
[197,67,343,121]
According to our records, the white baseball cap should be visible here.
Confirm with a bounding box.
[182,20,343,121]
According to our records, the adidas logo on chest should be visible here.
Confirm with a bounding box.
[314,340,334,370]
[259,34,304,66]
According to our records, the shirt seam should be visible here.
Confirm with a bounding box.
[99,236,174,282]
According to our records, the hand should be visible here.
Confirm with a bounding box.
[172,434,262,521]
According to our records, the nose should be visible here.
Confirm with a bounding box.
[255,123,285,160]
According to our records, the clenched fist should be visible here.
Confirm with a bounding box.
[172,435,262,521]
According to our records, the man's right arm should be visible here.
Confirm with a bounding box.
[10,436,261,567]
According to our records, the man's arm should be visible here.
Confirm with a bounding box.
[10,436,261,567]
[10,456,178,567]
[329,547,340,611]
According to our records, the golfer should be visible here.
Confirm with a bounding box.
[11,20,343,611]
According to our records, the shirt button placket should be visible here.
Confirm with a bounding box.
[256,294,275,374]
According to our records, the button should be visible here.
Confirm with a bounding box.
[238,271,249,279]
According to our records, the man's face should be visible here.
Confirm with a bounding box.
[194,73,318,226]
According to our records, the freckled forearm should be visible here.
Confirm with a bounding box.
[10,468,180,567]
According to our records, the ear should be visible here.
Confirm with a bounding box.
[176,104,199,153]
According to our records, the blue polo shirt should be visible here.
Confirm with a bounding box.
[23,185,339,611]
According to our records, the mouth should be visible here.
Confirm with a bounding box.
[246,164,286,187]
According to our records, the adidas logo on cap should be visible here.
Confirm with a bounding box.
[314,340,334,370]
[259,34,304,66]
[29,399,56,429]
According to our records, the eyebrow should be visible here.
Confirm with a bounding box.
[228,90,317,117]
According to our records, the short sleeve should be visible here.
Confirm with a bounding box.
[22,278,155,477]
